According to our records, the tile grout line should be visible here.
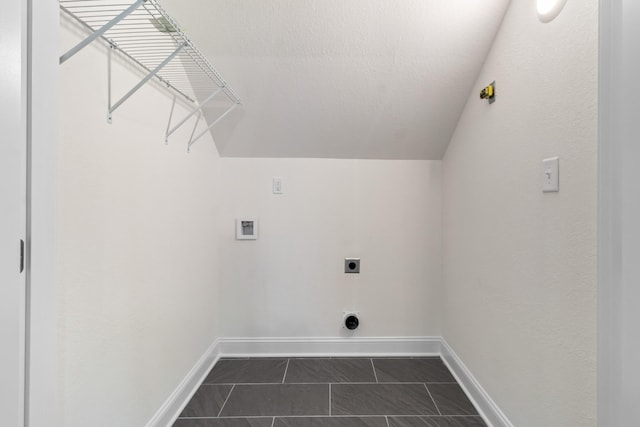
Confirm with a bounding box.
[423,383,441,416]
[216,384,236,417]
[179,415,483,419]
[207,382,457,386]
[329,383,332,416]
[371,358,379,383]
[282,359,290,384]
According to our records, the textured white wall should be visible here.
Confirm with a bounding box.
[441,1,598,426]
[58,25,222,427]
[219,158,442,338]
[160,0,511,160]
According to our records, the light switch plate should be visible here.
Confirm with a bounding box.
[542,157,559,192]
[272,177,283,194]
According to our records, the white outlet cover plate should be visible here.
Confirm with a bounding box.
[542,157,559,192]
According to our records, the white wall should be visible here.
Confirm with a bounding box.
[441,1,598,426]
[599,0,640,424]
[58,24,222,427]
[219,158,442,338]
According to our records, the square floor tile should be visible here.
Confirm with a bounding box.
[373,358,455,383]
[427,384,478,416]
[388,416,487,427]
[204,359,288,384]
[331,383,438,416]
[179,384,233,417]
[220,384,329,417]
[173,419,273,427]
[284,358,376,383]
[274,416,388,427]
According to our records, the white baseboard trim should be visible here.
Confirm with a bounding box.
[146,338,221,427]
[217,336,442,358]
[149,336,511,427]
[440,339,514,427]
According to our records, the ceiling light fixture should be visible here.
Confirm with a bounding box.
[537,0,567,23]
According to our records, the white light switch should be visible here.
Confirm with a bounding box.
[272,177,283,194]
[542,157,559,192]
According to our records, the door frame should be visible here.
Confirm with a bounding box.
[0,0,28,424]
[597,0,614,423]
[597,0,640,425]
[24,1,59,426]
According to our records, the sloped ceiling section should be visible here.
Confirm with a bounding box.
[161,0,511,159]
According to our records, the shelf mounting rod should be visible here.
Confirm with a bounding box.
[165,87,223,142]
[188,103,238,149]
[60,0,148,64]
[187,112,202,153]
[108,42,186,121]
[165,95,177,144]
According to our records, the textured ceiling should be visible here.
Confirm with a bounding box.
[160,0,511,159]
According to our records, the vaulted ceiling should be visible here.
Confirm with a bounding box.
[161,0,511,159]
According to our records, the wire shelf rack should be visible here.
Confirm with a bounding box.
[60,0,241,147]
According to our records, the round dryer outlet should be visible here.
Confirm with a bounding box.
[343,312,360,330]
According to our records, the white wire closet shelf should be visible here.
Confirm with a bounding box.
[60,0,241,148]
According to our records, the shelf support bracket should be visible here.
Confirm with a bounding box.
[108,42,186,122]
[165,87,223,142]
[165,95,177,144]
[107,43,115,123]
[187,112,202,153]
[60,0,147,64]
[188,103,238,150]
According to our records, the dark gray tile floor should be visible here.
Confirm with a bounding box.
[174,357,486,427]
